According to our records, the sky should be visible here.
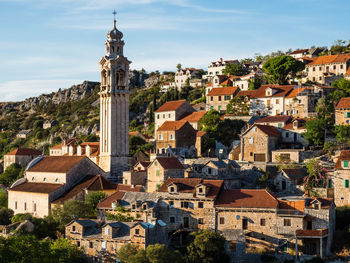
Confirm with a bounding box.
[0,0,349,102]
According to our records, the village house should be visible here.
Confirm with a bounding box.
[147,157,185,192]
[43,120,58,129]
[156,121,197,156]
[240,124,281,162]
[290,47,326,59]
[248,85,296,116]
[332,150,350,206]
[174,68,202,90]
[154,100,195,135]
[65,219,167,262]
[206,86,240,112]
[122,161,151,187]
[178,111,206,130]
[273,168,307,194]
[8,156,104,217]
[205,58,239,80]
[16,129,31,139]
[3,148,41,172]
[49,138,80,156]
[303,54,350,85]
[335,97,350,125]
[159,81,176,93]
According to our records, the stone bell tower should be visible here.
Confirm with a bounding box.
[99,14,131,182]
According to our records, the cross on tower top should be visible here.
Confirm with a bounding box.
[112,9,117,28]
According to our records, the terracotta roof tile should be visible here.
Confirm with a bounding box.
[52,174,117,203]
[157,178,223,200]
[346,67,350,76]
[157,121,187,131]
[282,119,306,130]
[336,97,350,109]
[97,191,126,209]
[6,148,41,156]
[9,182,63,194]
[296,229,328,237]
[27,156,86,173]
[256,115,291,124]
[215,189,278,208]
[307,54,350,65]
[116,184,144,192]
[281,168,307,179]
[50,144,62,150]
[80,142,100,147]
[155,100,187,112]
[250,85,295,98]
[286,87,306,98]
[335,150,350,169]
[290,49,309,55]
[236,90,257,98]
[256,125,281,137]
[154,157,184,170]
[179,111,206,123]
[207,86,239,96]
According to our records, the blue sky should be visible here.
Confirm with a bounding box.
[0,0,349,101]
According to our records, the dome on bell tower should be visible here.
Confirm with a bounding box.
[107,19,123,40]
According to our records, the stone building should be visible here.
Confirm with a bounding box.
[206,86,240,112]
[3,148,41,172]
[43,120,58,129]
[156,121,196,155]
[122,161,150,187]
[284,87,320,118]
[335,97,350,125]
[8,156,104,217]
[332,150,350,206]
[273,168,306,194]
[147,157,185,192]
[303,54,350,85]
[65,219,167,262]
[240,124,281,162]
[99,17,131,182]
[205,58,239,80]
[16,130,31,139]
[154,100,195,134]
[179,111,206,130]
[174,68,202,90]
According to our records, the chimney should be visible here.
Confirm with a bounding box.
[131,184,135,188]
[220,58,223,63]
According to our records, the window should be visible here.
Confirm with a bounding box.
[208,168,212,174]
[313,67,315,72]
[24,202,27,211]
[77,241,80,247]
[157,114,160,119]
[278,123,282,128]
[158,134,163,140]
[198,188,203,193]
[198,202,204,208]
[198,218,204,225]
[72,226,76,232]
[219,217,225,225]
[163,114,165,118]
[34,203,36,212]
[211,96,213,101]
[319,76,322,81]
[341,65,344,69]
[319,66,322,70]
[344,161,349,168]
[285,132,289,138]
[328,179,333,188]
[218,96,221,101]
[89,242,93,248]
[249,137,254,144]
[15,202,17,210]
[345,112,350,118]
[344,179,349,188]
[32,177,35,181]
[105,227,110,235]
[132,204,136,209]
[183,217,189,228]
[333,65,336,70]
[43,177,47,182]
[55,178,59,183]
[250,152,253,156]
[276,99,279,104]
[284,219,291,226]
[181,201,189,208]
[170,187,175,193]
[170,217,175,223]
[168,114,171,118]
[260,218,266,226]
[169,201,174,206]
[156,169,160,177]
[135,229,140,235]
[170,134,174,140]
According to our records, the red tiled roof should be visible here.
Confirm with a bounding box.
[346,67,350,76]
[282,119,306,130]
[307,198,333,209]
[236,90,257,98]
[256,125,281,137]
[6,148,41,156]
[290,49,309,55]
[116,184,144,192]
[157,121,187,131]
[286,87,306,98]
[155,100,187,112]
[157,178,223,200]
[256,115,291,124]
[97,191,126,209]
[207,87,239,96]
[9,182,63,194]
[80,142,100,147]
[307,54,350,65]
[52,174,117,203]
[196,131,207,137]
[296,229,328,237]
[180,111,206,123]
[335,150,350,169]
[215,189,278,208]
[250,85,295,98]
[50,144,62,150]
[154,157,184,170]
[27,156,86,173]
[336,97,350,109]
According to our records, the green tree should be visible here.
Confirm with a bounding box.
[129,136,154,156]
[186,230,230,263]
[0,163,24,185]
[226,96,250,116]
[118,244,140,263]
[50,238,87,263]
[0,189,8,208]
[335,125,350,144]
[303,118,326,146]
[248,77,263,90]
[222,63,248,76]
[0,208,13,225]
[262,55,305,84]
[303,160,327,196]
[146,244,183,263]
[85,191,107,211]
[198,110,221,133]
[176,63,182,70]
[215,119,245,147]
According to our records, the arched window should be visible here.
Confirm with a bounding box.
[24,202,27,211]
[43,178,47,182]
